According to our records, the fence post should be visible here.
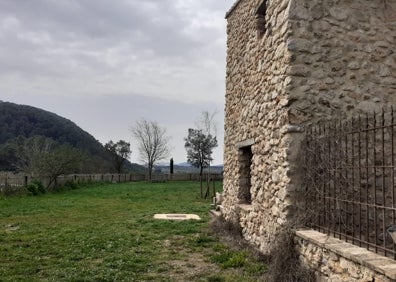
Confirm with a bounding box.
[24,175,28,187]
[212,174,215,197]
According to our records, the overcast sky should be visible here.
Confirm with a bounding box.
[0,0,236,165]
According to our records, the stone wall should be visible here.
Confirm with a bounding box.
[287,0,396,124]
[296,230,396,282]
[223,0,396,256]
[224,0,296,253]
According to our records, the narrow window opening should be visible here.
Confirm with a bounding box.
[256,1,267,38]
[238,146,253,204]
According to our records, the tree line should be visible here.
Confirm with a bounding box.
[107,111,218,189]
[1,104,219,195]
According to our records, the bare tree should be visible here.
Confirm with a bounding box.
[15,136,53,178]
[196,110,218,139]
[15,136,83,188]
[131,119,170,180]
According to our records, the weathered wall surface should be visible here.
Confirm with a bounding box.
[224,0,296,253]
[223,0,396,256]
[287,0,396,124]
[296,230,396,282]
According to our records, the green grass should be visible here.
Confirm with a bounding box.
[0,181,267,281]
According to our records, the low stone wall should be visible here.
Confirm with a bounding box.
[296,230,396,282]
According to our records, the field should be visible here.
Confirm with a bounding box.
[0,181,267,281]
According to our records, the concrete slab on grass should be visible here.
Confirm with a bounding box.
[154,214,201,220]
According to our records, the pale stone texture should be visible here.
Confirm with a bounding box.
[224,0,296,253]
[223,0,396,279]
[295,230,396,281]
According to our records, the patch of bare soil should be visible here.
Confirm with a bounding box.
[143,235,225,281]
[167,252,219,281]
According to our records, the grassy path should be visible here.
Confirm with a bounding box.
[0,181,266,281]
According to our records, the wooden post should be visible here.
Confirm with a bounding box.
[170,158,174,181]
[206,166,211,198]
[212,175,216,198]
[200,175,203,198]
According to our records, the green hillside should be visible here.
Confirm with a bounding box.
[0,101,143,173]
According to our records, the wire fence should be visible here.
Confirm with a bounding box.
[0,172,223,196]
[303,108,396,258]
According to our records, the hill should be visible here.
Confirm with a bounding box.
[0,101,144,173]
[0,101,103,154]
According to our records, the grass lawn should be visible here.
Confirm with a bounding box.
[0,181,267,281]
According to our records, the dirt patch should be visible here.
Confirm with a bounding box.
[167,252,219,280]
[145,235,225,281]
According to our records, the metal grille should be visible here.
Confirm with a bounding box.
[303,109,396,258]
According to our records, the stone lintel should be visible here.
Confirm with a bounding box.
[296,229,396,280]
[236,138,255,148]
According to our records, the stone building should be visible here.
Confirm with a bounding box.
[222,0,396,257]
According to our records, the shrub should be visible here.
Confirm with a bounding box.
[211,250,247,269]
[26,180,45,195]
[63,180,78,190]
[265,230,316,282]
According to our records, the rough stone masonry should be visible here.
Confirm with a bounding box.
[222,0,396,256]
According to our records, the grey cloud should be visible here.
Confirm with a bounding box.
[0,0,223,85]
[0,0,236,163]
[0,0,201,58]
[0,4,232,106]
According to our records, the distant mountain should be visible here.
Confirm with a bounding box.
[173,162,223,168]
[176,162,192,167]
[212,164,224,168]
[0,101,144,173]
